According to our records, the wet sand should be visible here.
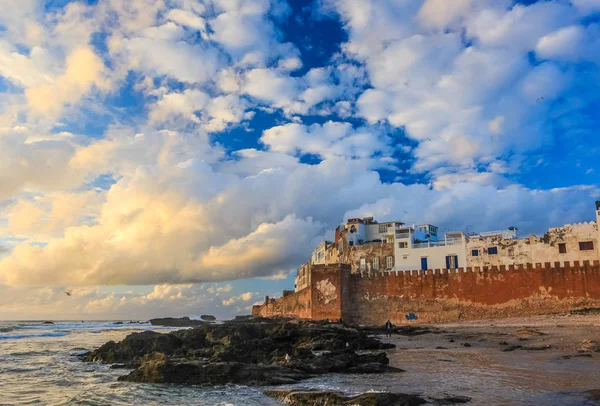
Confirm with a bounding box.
[376,312,600,405]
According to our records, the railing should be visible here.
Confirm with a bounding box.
[413,239,462,249]
[479,230,517,239]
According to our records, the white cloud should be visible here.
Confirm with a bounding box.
[418,0,472,30]
[26,47,110,117]
[0,0,599,320]
[261,121,394,165]
[222,291,255,306]
[124,38,222,83]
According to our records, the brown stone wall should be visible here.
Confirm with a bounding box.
[347,261,600,325]
[308,264,348,320]
[253,264,351,320]
[254,261,600,326]
[252,287,312,318]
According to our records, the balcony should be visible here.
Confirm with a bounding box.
[413,239,463,249]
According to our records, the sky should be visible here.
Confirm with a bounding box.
[0,0,599,320]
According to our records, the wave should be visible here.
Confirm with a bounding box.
[0,332,68,340]
[20,322,151,330]
[0,327,17,333]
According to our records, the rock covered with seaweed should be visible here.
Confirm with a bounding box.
[84,317,399,386]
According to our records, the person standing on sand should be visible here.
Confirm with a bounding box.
[385,320,392,337]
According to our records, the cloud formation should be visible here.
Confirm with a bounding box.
[0,0,599,318]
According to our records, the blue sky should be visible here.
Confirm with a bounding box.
[0,0,599,319]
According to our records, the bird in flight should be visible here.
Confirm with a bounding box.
[403,210,409,214]
[536,97,544,102]
[64,291,72,296]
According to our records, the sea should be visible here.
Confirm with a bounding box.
[0,320,598,405]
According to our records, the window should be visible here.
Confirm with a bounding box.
[350,225,357,233]
[579,241,594,251]
[446,255,458,268]
[471,249,479,257]
[372,257,379,270]
[558,243,567,254]
[508,248,514,257]
[379,224,389,233]
[348,241,354,247]
[488,247,498,255]
[398,242,408,249]
[360,258,366,271]
[386,256,394,269]
[386,236,394,244]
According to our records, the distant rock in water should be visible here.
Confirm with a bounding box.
[84,317,399,387]
[264,389,428,405]
[200,315,216,321]
[148,317,205,327]
[42,321,54,325]
[234,315,254,321]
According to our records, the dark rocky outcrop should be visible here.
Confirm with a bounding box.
[264,389,428,406]
[85,318,400,386]
[119,352,311,385]
[148,317,205,327]
[586,390,600,405]
[200,315,217,321]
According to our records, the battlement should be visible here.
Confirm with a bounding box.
[254,259,600,325]
[352,260,600,280]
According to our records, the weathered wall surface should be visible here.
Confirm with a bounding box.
[340,242,395,273]
[531,222,599,264]
[252,287,312,319]
[309,264,351,320]
[347,261,600,325]
[467,222,599,268]
[254,264,351,320]
[255,261,600,325]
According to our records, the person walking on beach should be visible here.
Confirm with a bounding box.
[385,320,392,337]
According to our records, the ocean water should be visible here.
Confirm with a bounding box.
[0,320,598,405]
[0,321,282,405]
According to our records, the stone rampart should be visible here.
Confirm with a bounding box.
[252,261,600,325]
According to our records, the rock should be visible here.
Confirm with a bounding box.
[119,352,311,386]
[514,328,545,336]
[114,321,124,325]
[586,390,600,404]
[234,315,255,320]
[264,389,427,406]
[85,318,398,386]
[84,331,183,365]
[429,395,472,405]
[561,353,593,359]
[42,321,54,325]
[502,345,523,352]
[200,315,217,321]
[148,317,205,327]
[462,343,471,348]
[521,345,551,351]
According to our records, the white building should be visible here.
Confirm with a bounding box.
[393,225,467,271]
[339,217,467,272]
